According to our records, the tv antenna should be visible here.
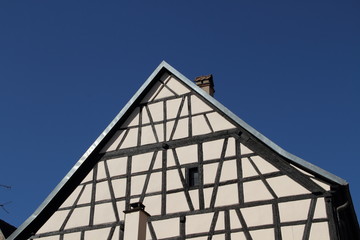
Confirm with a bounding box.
[1,184,12,213]
[0,184,11,189]
[0,201,11,214]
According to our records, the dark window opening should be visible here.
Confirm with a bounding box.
[188,167,199,187]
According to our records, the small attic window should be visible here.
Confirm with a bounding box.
[187,167,199,188]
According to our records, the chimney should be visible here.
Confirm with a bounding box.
[194,74,215,96]
[123,202,150,240]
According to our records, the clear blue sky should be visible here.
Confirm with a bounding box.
[0,1,359,227]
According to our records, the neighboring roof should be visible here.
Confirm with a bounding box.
[8,61,348,240]
[0,219,16,239]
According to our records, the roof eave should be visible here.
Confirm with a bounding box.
[160,61,347,185]
[7,61,171,240]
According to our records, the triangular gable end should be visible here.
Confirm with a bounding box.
[8,61,354,240]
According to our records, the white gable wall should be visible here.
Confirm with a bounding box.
[25,73,335,240]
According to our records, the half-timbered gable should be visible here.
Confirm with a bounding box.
[8,62,359,240]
